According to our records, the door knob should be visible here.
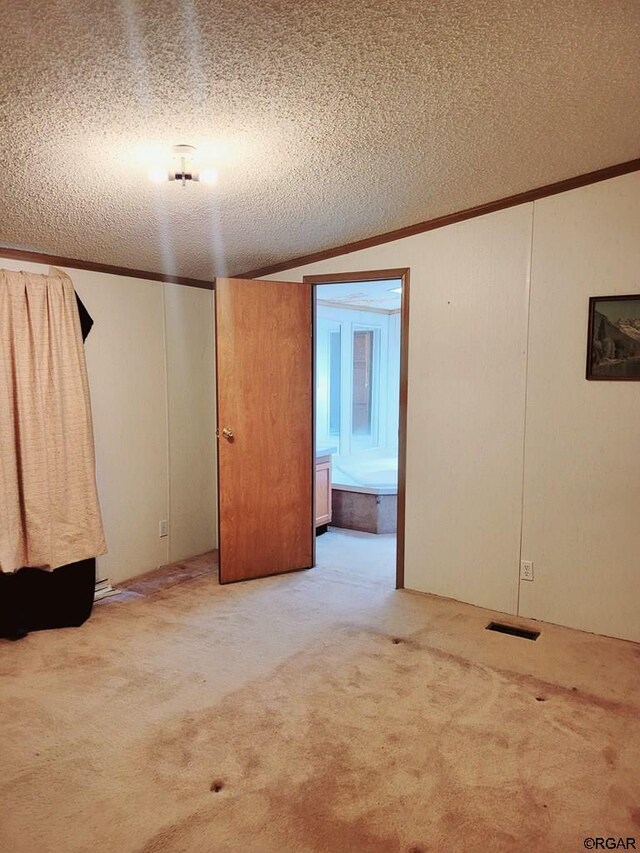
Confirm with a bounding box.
[222,427,234,440]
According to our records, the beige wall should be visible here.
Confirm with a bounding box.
[265,204,533,617]
[0,257,217,584]
[164,283,217,563]
[519,174,640,640]
[4,170,638,638]
[264,169,640,642]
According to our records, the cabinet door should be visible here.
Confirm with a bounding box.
[315,461,332,526]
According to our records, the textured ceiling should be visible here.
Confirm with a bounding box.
[318,280,402,311]
[1,0,639,281]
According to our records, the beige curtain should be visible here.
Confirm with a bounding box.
[0,268,106,572]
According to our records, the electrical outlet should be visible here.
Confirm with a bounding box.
[159,520,168,538]
[520,560,534,582]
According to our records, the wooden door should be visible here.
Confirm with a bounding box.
[215,277,314,583]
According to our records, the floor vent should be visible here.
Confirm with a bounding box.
[486,621,540,641]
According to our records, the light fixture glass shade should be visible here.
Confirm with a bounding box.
[199,168,218,185]
[145,143,218,186]
[148,167,167,184]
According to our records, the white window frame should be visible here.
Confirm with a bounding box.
[316,305,389,456]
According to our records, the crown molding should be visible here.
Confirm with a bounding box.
[238,157,640,279]
[0,246,213,290]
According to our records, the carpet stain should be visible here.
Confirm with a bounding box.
[2,538,639,853]
[602,746,618,768]
[123,623,640,852]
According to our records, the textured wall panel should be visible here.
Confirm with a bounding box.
[520,172,640,642]
[265,202,533,616]
[164,283,217,563]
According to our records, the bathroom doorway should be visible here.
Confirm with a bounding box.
[304,269,409,589]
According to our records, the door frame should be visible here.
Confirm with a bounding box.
[304,268,410,590]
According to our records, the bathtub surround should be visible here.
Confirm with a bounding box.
[331,453,398,492]
[2,530,638,852]
[331,490,397,534]
[331,452,399,534]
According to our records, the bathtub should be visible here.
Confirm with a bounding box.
[330,453,398,534]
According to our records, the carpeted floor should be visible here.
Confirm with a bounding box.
[1,529,638,852]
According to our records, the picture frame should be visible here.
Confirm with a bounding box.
[586,294,640,380]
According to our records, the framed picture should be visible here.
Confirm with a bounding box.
[587,294,640,380]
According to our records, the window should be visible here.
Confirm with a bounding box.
[328,330,341,436]
[352,329,374,436]
[316,314,383,454]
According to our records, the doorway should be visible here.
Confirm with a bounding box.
[305,269,409,589]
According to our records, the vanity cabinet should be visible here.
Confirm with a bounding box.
[315,453,332,527]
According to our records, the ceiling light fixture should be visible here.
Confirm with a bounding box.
[147,144,218,187]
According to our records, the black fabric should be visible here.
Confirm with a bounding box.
[0,559,95,640]
[75,292,94,341]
